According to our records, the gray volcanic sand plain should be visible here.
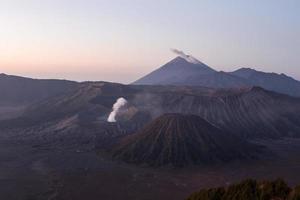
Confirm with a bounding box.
[1,137,300,200]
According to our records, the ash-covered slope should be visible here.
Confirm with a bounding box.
[113,113,261,167]
[133,57,216,85]
[139,86,300,139]
[0,82,151,149]
[133,56,300,97]
[2,83,300,141]
[177,71,249,88]
[133,57,251,88]
[0,82,143,128]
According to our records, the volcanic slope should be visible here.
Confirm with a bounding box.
[2,83,300,141]
[112,113,262,167]
[133,56,300,97]
[133,57,249,88]
[136,86,300,139]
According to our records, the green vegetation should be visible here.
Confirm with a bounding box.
[186,179,300,200]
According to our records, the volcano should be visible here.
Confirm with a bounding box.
[133,55,300,97]
[113,113,261,167]
[133,56,216,85]
[133,56,249,88]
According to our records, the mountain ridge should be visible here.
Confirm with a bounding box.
[230,67,300,96]
[2,82,300,140]
[133,56,300,97]
[0,73,78,105]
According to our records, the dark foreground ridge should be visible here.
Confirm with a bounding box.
[112,113,262,167]
[186,179,300,200]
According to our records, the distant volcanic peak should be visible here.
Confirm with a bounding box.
[168,56,211,68]
[132,49,217,86]
[132,55,215,85]
[171,48,202,64]
[113,113,260,167]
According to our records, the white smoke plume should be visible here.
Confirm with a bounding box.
[107,97,128,122]
[171,48,201,64]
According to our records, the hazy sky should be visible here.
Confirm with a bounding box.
[0,0,299,83]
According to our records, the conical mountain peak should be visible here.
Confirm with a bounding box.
[112,113,261,167]
[133,56,216,85]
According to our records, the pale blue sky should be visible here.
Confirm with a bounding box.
[0,0,299,83]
